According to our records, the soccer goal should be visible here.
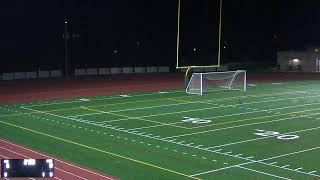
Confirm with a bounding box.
[186,70,247,95]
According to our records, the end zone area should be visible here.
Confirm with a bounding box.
[1,79,320,179]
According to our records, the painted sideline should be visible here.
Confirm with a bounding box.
[0,120,200,180]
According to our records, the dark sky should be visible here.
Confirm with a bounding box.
[1,0,320,71]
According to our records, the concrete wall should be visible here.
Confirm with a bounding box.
[0,66,170,80]
[1,70,63,80]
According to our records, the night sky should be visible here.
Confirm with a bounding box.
[1,0,320,72]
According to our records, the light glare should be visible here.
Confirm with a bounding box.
[49,162,53,168]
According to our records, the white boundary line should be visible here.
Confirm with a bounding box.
[94,96,320,125]
[69,91,315,118]
[20,89,184,108]
[18,106,320,178]
[4,82,320,179]
[205,126,320,150]
[236,166,292,180]
[127,100,320,131]
[163,109,320,139]
[0,139,115,180]
[190,146,320,177]
[16,80,320,108]
[20,105,320,143]
[20,86,315,111]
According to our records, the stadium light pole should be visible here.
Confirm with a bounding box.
[64,21,68,77]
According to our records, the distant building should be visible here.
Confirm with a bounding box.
[277,47,320,72]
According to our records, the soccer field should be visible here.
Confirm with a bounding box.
[1,80,320,180]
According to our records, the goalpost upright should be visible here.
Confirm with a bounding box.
[176,0,223,69]
[176,0,247,95]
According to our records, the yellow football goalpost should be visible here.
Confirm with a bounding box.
[176,0,223,87]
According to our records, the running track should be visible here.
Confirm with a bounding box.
[0,139,119,180]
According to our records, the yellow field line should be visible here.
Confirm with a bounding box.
[0,96,188,118]
[0,113,29,118]
[80,106,192,130]
[0,107,80,118]
[0,120,200,180]
[86,97,182,108]
[167,97,320,129]
[167,98,192,103]
[191,106,320,129]
[1,85,310,118]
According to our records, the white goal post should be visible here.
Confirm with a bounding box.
[186,70,247,95]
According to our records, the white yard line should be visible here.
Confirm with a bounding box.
[98,97,320,125]
[20,106,320,178]
[70,91,316,118]
[73,100,198,118]
[202,95,320,120]
[127,101,320,130]
[206,126,320,150]
[18,80,320,108]
[14,106,320,179]
[191,146,320,177]
[7,84,320,179]
[22,89,184,108]
[163,109,320,139]
[19,105,320,152]
[21,100,320,139]
[19,89,313,120]
[129,122,185,130]
[236,166,292,180]
[20,106,320,151]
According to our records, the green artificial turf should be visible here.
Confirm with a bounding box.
[1,80,320,180]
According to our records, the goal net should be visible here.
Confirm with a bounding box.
[186,70,247,95]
